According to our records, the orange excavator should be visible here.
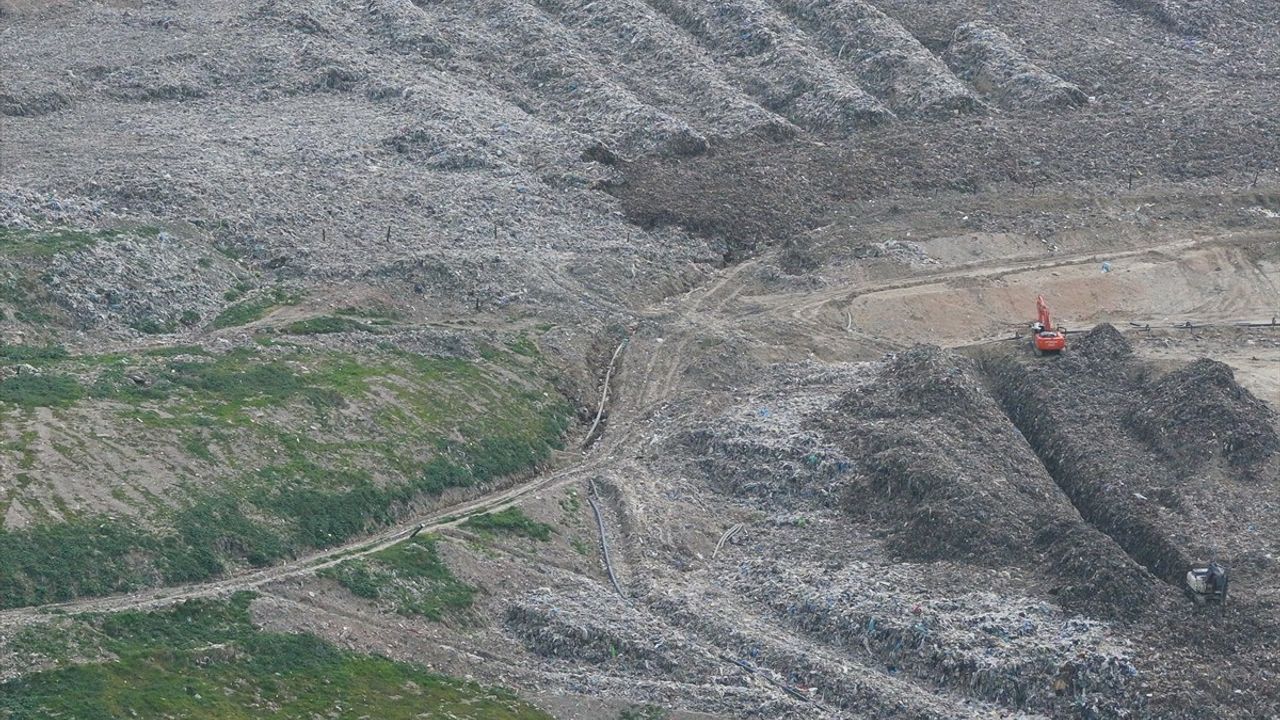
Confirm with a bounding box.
[1031,295,1066,355]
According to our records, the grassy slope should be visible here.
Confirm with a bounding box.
[462,506,555,541]
[0,340,572,608]
[319,534,478,620]
[0,592,550,720]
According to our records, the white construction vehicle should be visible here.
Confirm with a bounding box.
[1185,562,1228,605]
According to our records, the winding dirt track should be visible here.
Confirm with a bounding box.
[1,229,1274,631]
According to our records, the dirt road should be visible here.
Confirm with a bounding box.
[5,229,1273,634]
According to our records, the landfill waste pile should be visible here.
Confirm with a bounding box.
[669,335,1279,717]
[944,22,1088,109]
[1127,358,1279,479]
[2,0,1279,718]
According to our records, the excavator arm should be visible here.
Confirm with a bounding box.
[1037,294,1053,331]
[1032,295,1066,354]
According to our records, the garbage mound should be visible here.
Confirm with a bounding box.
[688,350,1163,618]
[946,22,1088,109]
[730,558,1141,718]
[825,348,1065,563]
[682,362,864,508]
[874,344,991,410]
[982,350,1194,587]
[1116,0,1217,36]
[1127,358,1279,477]
[645,0,894,133]
[831,347,1164,616]
[0,89,72,118]
[773,0,979,119]
[505,588,722,681]
[646,584,1011,718]
[1073,323,1133,361]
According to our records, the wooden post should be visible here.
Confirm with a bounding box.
[386,225,391,243]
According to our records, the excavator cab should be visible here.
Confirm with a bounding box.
[1186,562,1229,605]
[1031,295,1066,355]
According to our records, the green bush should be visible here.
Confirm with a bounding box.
[265,480,396,548]
[162,498,289,583]
[336,304,402,321]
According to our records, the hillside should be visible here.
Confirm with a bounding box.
[1,0,1279,718]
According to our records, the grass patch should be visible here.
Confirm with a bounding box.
[508,336,539,358]
[462,507,553,541]
[320,535,476,620]
[0,593,550,720]
[282,315,373,335]
[129,317,178,335]
[336,304,402,321]
[89,348,377,413]
[223,280,254,303]
[0,275,56,326]
[181,432,214,462]
[0,374,83,408]
[0,519,156,607]
[211,288,300,329]
[0,226,117,257]
[0,344,68,364]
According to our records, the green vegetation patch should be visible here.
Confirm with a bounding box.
[462,507,553,542]
[0,344,69,364]
[0,226,118,257]
[0,593,550,720]
[223,280,255,303]
[0,342,573,609]
[129,317,178,335]
[320,535,476,620]
[212,288,301,329]
[0,274,57,326]
[0,373,83,407]
[0,519,155,607]
[336,303,402,321]
[88,347,377,415]
[282,315,374,335]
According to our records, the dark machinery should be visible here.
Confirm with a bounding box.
[1185,562,1229,605]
